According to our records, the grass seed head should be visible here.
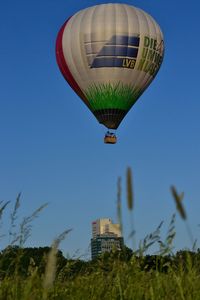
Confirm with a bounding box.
[171,186,187,220]
[126,167,133,211]
[117,177,123,234]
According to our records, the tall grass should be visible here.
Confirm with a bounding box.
[171,185,195,247]
[0,171,199,299]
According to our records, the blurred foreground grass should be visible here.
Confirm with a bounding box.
[0,168,199,300]
[1,250,200,300]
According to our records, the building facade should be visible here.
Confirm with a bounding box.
[91,218,124,259]
[92,218,122,238]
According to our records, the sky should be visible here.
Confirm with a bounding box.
[0,0,200,258]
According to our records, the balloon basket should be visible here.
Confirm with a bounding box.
[104,132,117,144]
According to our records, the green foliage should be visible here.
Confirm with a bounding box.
[1,249,200,299]
[0,246,67,279]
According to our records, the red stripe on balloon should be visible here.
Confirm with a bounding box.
[56,18,88,104]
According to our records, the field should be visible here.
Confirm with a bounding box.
[0,247,200,300]
[0,169,199,300]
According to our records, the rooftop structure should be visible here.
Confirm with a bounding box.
[92,218,122,238]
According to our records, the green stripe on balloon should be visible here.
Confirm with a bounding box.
[84,82,142,111]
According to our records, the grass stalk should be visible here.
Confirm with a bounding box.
[126,167,135,250]
[117,177,123,236]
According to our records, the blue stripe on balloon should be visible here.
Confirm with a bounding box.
[97,46,138,58]
[84,35,140,68]
[91,57,136,68]
[91,57,123,68]
[107,35,140,47]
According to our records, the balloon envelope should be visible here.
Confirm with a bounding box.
[56,3,164,129]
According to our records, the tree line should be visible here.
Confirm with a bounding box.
[1,245,200,280]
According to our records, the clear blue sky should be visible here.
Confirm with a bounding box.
[0,0,200,258]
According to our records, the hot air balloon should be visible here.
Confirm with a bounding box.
[56,3,164,144]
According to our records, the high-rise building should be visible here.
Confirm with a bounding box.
[91,218,124,259]
[92,218,122,238]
